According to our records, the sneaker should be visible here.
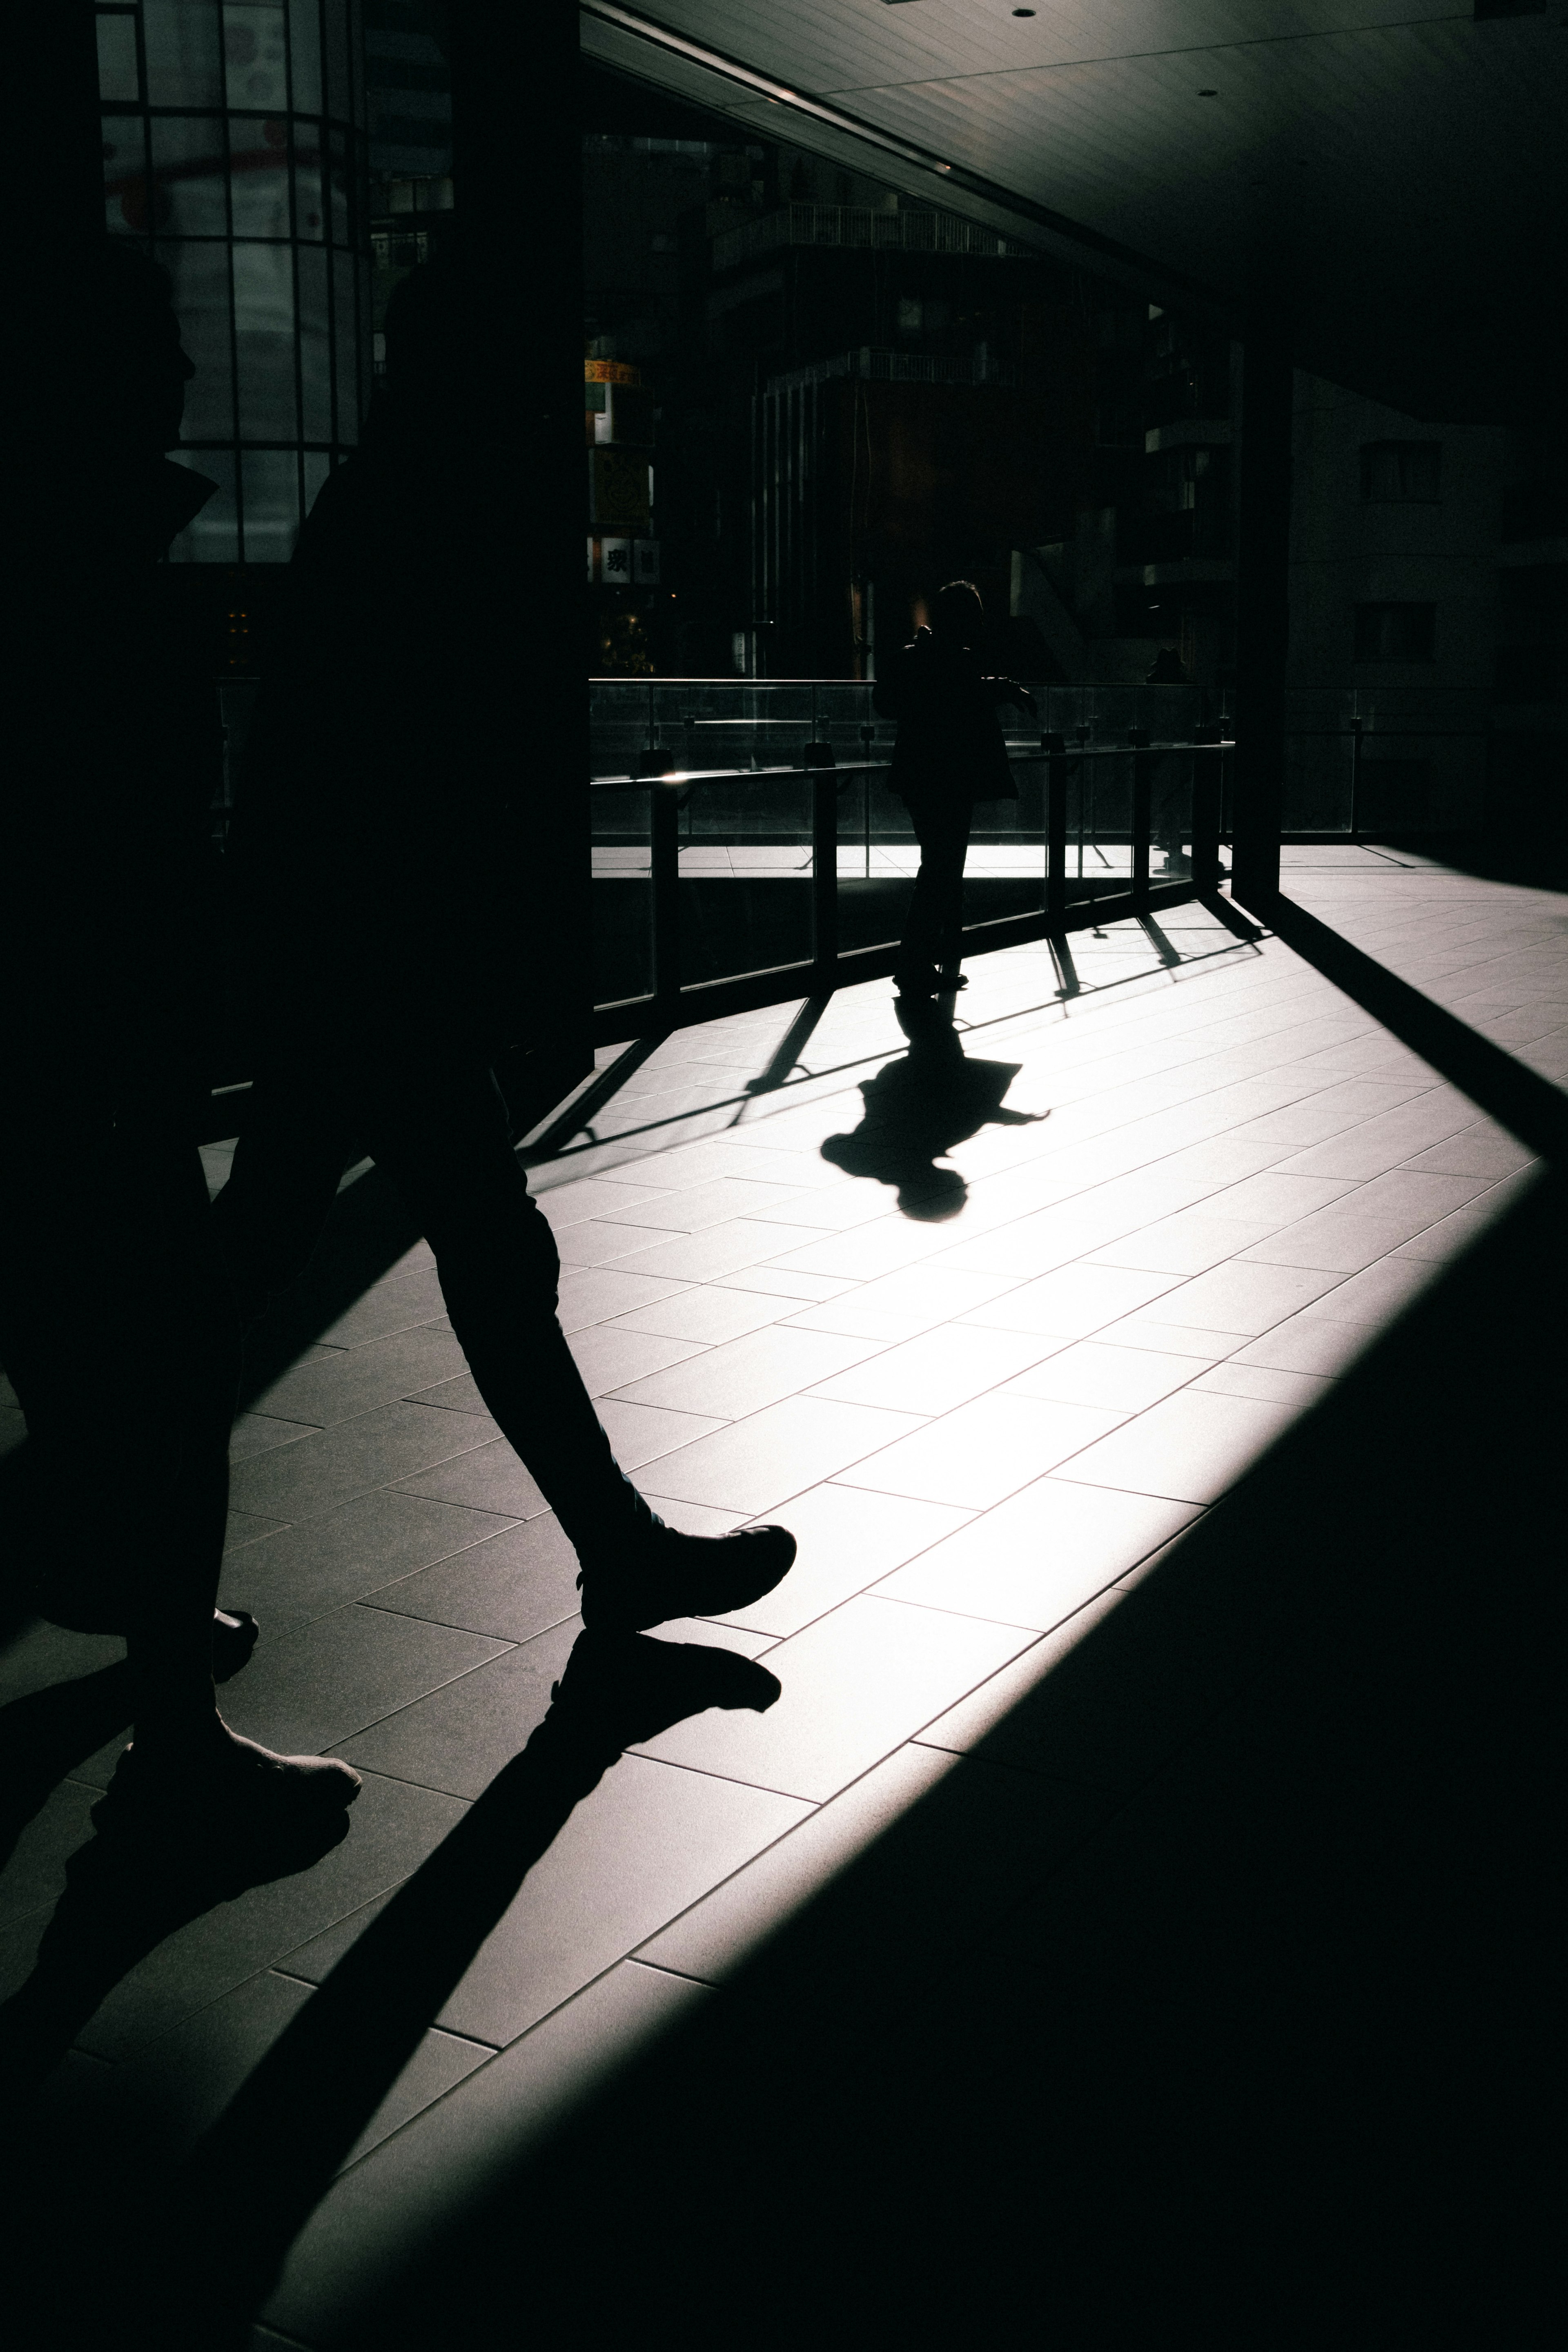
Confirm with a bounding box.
[578,1519,796,1635]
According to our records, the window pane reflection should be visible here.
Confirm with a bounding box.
[103,114,149,235]
[229,116,291,237]
[233,241,298,439]
[331,245,359,442]
[154,238,235,437]
[240,448,299,562]
[96,12,141,103]
[287,0,322,112]
[294,135,325,239]
[151,115,229,238]
[143,0,224,108]
[297,242,332,439]
[222,2,288,112]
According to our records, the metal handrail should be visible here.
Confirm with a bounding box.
[590,736,1234,1019]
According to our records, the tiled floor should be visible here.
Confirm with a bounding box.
[1,845,1561,2345]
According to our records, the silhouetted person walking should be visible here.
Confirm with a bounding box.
[0,243,358,1828]
[213,245,795,1631]
[874,581,1036,998]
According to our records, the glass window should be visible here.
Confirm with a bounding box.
[166,447,238,561]
[102,114,150,234]
[240,446,300,561]
[323,0,350,121]
[328,127,350,245]
[232,240,298,437]
[143,0,224,108]
[1360,442,1441,502]
[223,2,288,112]
[297,242,332,438]
[1353,603,1437,662]
[294,132,325,239]
[229,115,291,236]
[155,238,235,437]
[287,0,322,112]
[331,244,359,441]
[151,116,229,237]
[96,11,141,103]
[302,447,332,520]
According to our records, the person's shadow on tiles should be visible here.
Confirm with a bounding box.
[821,999,1048,1218]
[1,1630,779,2346]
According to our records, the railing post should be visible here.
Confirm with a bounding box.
[1129,728,1152,908]
[650,782,681,1010]
[1190,726,1223,888]
[808,747,839,981]
[1043,731,1067,926]
[1349,714,1364,839]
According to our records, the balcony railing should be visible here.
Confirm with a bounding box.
[585,679,1492,1036]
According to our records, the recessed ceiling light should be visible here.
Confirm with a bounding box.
[1013,9,1037,16]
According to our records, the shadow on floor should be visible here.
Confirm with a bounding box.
[4,1176,1556,2347]
[1,1633,780,2348]
[819,999,1048,1218]
[216,1170,1557,2349]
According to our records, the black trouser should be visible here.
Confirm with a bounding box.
[212,1044,648,1568]
[897,796,972,977]
[0,1097,239,1672]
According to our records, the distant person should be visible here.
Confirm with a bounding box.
[213,245,795,1633]
[1145,646,1188,684]
[0,242,358,1828]
[873,581,1036,998]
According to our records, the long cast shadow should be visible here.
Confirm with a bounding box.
[1267,891,1568,1164]
[243,1169,1561,2348]
[3,1629,778,2348]
[820,998,1048,1217]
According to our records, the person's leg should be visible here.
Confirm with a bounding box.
[355,1055,794,1630]
[1,1111,357,1815]
[211,1056,362,1329]
[896,800,970,992]
[933,804,973,980]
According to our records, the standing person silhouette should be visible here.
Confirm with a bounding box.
[213,245,796,1633]
[874,581,1036,999]
[0,243,359,1828]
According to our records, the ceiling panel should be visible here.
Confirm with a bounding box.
[582,2,1566,417]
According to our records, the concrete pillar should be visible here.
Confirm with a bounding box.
[1230,317,1293,913]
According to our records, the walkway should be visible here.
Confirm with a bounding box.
[1,848,1561,2345]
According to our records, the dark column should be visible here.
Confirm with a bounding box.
[1229,316,1294,914]
[19,4,99,264]
[446,0,593,1125]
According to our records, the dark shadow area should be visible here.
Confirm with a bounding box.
[0,1660,134,1880]
[1270,894,1568,1163]
[1357,835,1568,894]
[194,1168,1559,2350]
[0,1771,352,2109]
[820,998,1048,1217]
[0,1631,777,2348]
[741,994,831,1102]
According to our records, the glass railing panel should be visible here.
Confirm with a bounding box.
[677,771,815,986]
[590,780,652,1003]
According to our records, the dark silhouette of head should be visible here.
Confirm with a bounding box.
[930,579,985,648]
[27,241,194,465]
[378,230,506,441]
